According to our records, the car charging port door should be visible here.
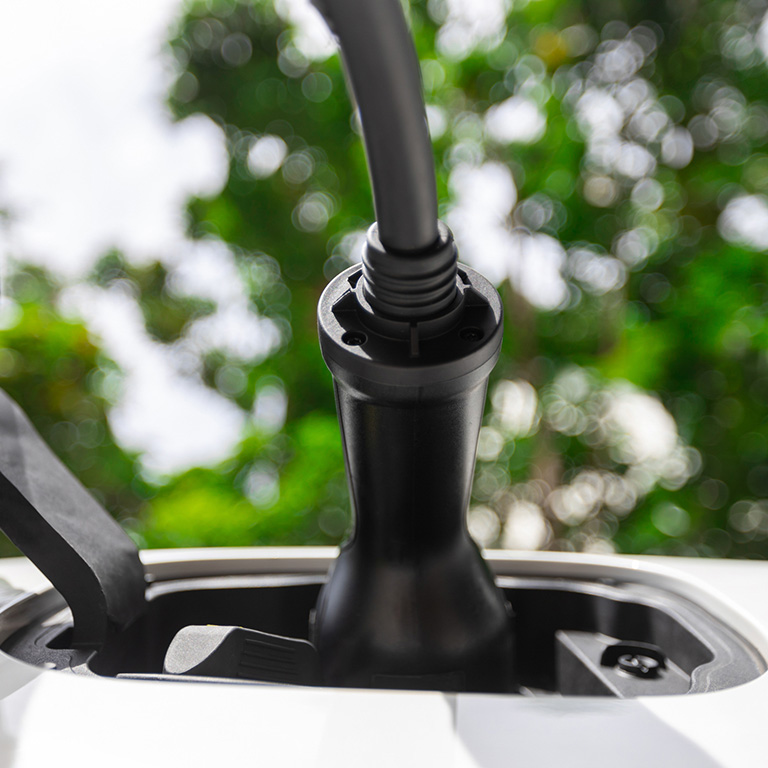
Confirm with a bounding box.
[0,389,146,649]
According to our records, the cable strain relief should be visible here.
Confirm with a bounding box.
[362,221,458,320]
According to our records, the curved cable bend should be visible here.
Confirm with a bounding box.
[312,0,439,253]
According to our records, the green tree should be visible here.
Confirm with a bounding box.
[4,0,768,559]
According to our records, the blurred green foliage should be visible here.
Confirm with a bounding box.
[3,0,768,558]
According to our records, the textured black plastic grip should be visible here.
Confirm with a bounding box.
[164,625,321,685]
[0,390,145,648]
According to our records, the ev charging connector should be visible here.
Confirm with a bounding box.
[314,223,516,691]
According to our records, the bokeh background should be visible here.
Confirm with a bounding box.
[1,0,768,558]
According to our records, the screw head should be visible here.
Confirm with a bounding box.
[616,653,662,679]
[342,331,367,347]
[460,327,483,342]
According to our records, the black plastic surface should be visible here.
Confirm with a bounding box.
[315,257,515,692]
[2,574,762,695]
[556,632,689,696]
[163,625,321,685]
[361,222,458,319]
[0,389,145,649]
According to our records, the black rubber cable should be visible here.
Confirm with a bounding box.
[313,0,439,253]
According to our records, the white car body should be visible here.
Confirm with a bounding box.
[0,548,765,767]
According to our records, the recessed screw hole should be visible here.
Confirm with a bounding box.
[342,331,367,346]
[460,327,483,342]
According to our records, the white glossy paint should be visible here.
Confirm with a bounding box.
[0,549,765,767]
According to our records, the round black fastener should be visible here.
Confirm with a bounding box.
[601,640,667,680]
[460,327,483,342]
[616,653,662,679]
[342,331,367,347]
